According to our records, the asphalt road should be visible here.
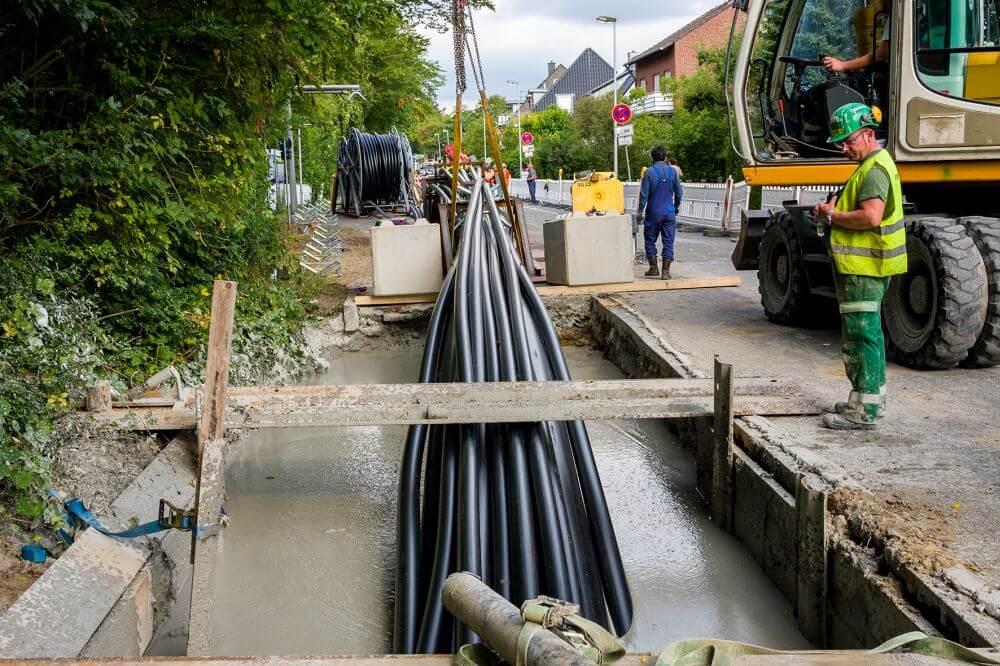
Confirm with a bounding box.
[522,202,1000,592]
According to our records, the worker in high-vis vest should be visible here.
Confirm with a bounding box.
[813,102,907,430]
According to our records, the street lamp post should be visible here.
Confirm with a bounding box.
[436,132,442,162]
[507,80,524,176]
[597,15,618,179]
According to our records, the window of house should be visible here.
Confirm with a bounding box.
[638,79,647,90]
[653,73,660,92]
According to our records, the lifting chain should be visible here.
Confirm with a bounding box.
[452,0,467,94]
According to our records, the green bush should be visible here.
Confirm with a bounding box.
[0,258,113,525]
[0,0,449,527]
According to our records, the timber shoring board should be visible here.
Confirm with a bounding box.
[5,651,997,665]
[89,377,818,430]
[353,275,741,306]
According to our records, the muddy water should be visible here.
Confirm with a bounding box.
[149,344,809,655]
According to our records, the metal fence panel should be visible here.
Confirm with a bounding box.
[507,178,837,228]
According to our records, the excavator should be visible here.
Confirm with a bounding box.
[727,0,1000,368]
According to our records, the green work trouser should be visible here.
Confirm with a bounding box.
[833,271,891,423]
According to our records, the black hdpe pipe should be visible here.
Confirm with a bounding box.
[393,178,633,653]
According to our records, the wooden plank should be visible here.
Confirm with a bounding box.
[712,356,735,532]
[197,280,237,443]
[215,377,812,427]
[533,275,742,297]
[185,438,226,656]
[0,655,654,665]
[354,275,742,306]
[87,407,197,431]
[87,378,819,430]
[86,382,113,412]
[187,280,236,655]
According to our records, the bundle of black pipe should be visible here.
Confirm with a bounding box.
[334,128,419,218]
[393,179,633,654]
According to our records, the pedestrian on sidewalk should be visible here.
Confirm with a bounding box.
[813,102,907,431]
[668,157,683,179]
[636,146,683,279]
[502,163,511,188]
[526,163,539,203]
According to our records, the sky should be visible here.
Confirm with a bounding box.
[420,0,727,110]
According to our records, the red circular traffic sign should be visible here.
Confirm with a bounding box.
[612,103,633,125]
[520,131,534,145]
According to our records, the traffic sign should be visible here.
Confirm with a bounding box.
[521,131,534,145]
[612,103,633,125]
[616,124,634,146]
[522,144,534,157]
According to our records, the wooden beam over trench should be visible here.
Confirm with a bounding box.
[353,275,741,307]
[6,650,998,665]
[88,377,818,431]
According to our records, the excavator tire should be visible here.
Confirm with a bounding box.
[883,217,988,369]
[757,212,818,325]
[959,217,1000,368]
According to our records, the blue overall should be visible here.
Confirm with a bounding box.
[637,162,683,260]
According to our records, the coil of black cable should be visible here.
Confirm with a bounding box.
[334,128,419,218]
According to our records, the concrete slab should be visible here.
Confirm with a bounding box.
[542,214,633,285]
[370,222,443,296]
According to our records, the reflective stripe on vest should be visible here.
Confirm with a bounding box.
[831,150,908,277]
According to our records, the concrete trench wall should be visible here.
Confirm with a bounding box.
[587,295,1000,650]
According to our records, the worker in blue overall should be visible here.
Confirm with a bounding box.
[636,146,683,278]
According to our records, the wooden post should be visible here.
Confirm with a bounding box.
[86,382,113,413]
[187,280,236,656]
[712,356,734,532]
[796,474,829,646]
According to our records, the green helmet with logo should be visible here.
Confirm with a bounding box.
[827,102,879,143]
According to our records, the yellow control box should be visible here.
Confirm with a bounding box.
[571,172,625,215]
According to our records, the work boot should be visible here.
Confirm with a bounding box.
[823,401,850,415]
[644,256,660,278]
[662,258,673,280]
[821,413,876,431]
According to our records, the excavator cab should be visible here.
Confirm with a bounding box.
[727,0,1000,369]
[746,0,892,161]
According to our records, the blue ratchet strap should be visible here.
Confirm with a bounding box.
[57,496,195,545]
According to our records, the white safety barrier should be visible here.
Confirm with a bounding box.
[509,177,838,229]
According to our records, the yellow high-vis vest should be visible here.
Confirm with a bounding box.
[831,149,907,277]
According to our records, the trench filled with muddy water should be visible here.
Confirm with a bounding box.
[148,331,809,655]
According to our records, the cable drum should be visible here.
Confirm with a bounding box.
[334,128,419,218]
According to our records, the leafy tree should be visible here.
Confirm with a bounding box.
[0,0,451,525]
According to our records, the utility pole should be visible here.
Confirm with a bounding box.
[598,16,619,179]
[297,126,304,202]
[507,80,522,176]
[285,101,297,214]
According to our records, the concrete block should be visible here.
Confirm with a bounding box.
[543,215,633,286]
[343,300,360,333]
[371,222,444,296]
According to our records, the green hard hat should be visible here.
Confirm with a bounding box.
[827,102,879,143]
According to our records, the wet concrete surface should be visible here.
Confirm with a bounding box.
[521,204,1000,592]
[150,341,808,655]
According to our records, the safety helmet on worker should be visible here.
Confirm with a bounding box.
[827,102,880,143]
